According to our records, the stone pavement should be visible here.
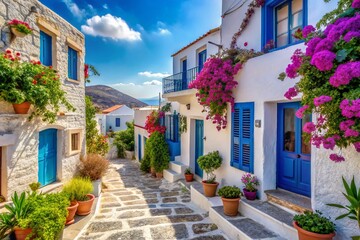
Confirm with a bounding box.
[78,159,229,240]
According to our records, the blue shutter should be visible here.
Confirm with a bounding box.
[115,118,120,127]
[198,49,207,72]
[68,47,78,80]
[232,102,254,173]
[40,31,52,66]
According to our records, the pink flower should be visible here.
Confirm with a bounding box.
[302,25,316,38]
[295,105,309,119]
[353,142,360,152]
[311,135,324,148]
[329,62,360,87]
[285,49,303,78]
[339,99,360,118]
[244,42,248,47]
[339,120,355,131]
[352,0,360,8]
[344,129,359,138]
[310,50,336,71]
[343,31,360,42]
[284,87,298,100]
[323,137,336,150]
[317,115,326,125]
[305,37,322,56]
[303,122,316,133]
[329,154,345,162]
[313,96,332,107]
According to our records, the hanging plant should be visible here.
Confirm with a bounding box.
[145,110,166,135]
[8,19,32,37]
[84,64,100,83]
[279,0,360,162]
[179,115,187,134]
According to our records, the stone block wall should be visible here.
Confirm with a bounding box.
[0,0,85,199]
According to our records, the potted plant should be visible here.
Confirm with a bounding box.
[241,173,259,200]
[218,186,242,216]
[62,177,94,216]
[8,19,32,38]
[61,186,79,226]
[327,176,360,240]
[148,131,170,178]
[0,51,75,122]
[197,151,222,197]
[184,167,194,182]
[78,154,109,197]
[293,211,336,240]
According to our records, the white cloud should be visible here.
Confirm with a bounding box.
[143,80,162,86]
[112,82,136,86]
[138,71,169,78]
[81,14,141,41]
[62,0,85,19]
[103,4,108,9]
[158,28,171,35]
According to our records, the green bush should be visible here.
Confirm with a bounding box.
[140,143,151,173]
[113,121,135,152]
[29,182,41,192]
[148,131,170,172]
[114,139,126,158]
[218,186,242,199]
[293,211,336,234]
[197,151,222,183]
[62,177,93,201]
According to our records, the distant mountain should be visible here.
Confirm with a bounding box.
[86,85,148,110]
[138,96,162,106]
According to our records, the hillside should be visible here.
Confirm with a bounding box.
[86,85,148,110]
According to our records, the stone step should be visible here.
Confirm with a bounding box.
[163,169,183,183]
[240,199,298,240]
[209,206,284,240]
[169,160,187,174]
[265,189,312,213]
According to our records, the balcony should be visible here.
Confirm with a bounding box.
[163,66,198,94]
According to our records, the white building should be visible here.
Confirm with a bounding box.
[146,1,360,239]
[0,0,85,199]
[96,105,134,135]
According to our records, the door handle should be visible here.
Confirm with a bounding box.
[203,136,206,141]
[297,154,301,158]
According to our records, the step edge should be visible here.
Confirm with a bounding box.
[265,193,312,213]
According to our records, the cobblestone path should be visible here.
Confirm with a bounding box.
[78,159,228,240]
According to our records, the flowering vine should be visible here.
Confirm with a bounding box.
[145,110,166,135]
[279,0,360,162]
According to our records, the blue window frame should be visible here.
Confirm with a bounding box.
[40,31,52,66]
[198,49,207,72]
[115,118,120,127]
[68,47,78,80]
[231,102,254,173]
[262,0,307,49]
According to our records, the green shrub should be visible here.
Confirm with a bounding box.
[113,121,135,152]
[197,151,222,183]
[218,186,242,199]
[62,177,93,201]
[148,131,170,172]
[140,143,151,173]
[293,211,336,234]
[29,182,41,192]
[114,140,126,158]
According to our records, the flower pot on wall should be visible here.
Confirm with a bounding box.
[202,181,219,197]
[76,194,95,216]
[92,179,102,197]
[243,189,257,200]
[66,201,79,225]
[12,102,30,114]
[293,222,335,240]
[185,173,194,182]
[13,227,33,240]
[221,197,240,216]
[10,27,27,38]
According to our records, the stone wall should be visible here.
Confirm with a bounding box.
[0,0,85,199]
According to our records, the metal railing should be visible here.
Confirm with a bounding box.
[163,66,198,94]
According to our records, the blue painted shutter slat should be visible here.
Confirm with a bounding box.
[231,107,240,168]
[40,31,52,66]
[68,47,73,79]
[115,118,120,127]
[68,47,78,80]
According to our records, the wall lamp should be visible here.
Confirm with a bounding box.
[30,6,38,14]
[208,41,223,49]
[186,104,191,110]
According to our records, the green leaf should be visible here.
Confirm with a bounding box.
[343,193,360,208]
[336,49,349,62]
[326,203,346,209]
[336,213,350,220]
[350,176,358,199]
[343,176,352,196]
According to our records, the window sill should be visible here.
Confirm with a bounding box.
[67,150,81,157]
[67,78,80,84]
[267,41,304,53]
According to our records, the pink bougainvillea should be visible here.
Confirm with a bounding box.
[145,111,166,135]
[279,0,360,162]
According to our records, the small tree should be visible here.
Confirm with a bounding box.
[197,151,222,183]
[147,131,170,173]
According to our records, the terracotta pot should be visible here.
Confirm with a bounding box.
[150,167,156,177]
[202,181,219,197]
[243,188,257,200]
[185,173,194,182]
[76,194,95,216]
[11,27,27,38]
[66,201,79,225]
[293,222,335,240]
[156,172,163,179]
[14,227,32,240]
[12,102,31,114]
[221,197,240,216]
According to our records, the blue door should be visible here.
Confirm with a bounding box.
[198,49,207,72]
[138,134,142,161]
[38,129,57,186]
[277,102,311,197]
[195,120,204,178]
[181,59,187,90]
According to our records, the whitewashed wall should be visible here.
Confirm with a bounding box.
[107,105,134,116]
[106,114,133,132]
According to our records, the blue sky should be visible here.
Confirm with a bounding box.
[39,0,221,99]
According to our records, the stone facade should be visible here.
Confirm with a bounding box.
[0,0,85,199]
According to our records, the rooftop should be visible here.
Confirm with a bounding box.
[102,105,124,114]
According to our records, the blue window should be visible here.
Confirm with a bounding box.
[198,49,207,72]
[68,47,78,80]
[40,31,52,66]
[262,0,307,49]
[231,102,254,173]
[163,114,179,142]
[115,118,120,127]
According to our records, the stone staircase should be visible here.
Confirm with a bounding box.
[163,157,187,182]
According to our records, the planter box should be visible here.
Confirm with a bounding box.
[92,179,101,197]
[125,150,134,160]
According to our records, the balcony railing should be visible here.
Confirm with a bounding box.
[163,66,198,94]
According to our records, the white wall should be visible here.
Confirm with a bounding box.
[107,105,134,116]
[106,115,133,132]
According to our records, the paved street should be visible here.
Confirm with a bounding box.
[78,159,228,240]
